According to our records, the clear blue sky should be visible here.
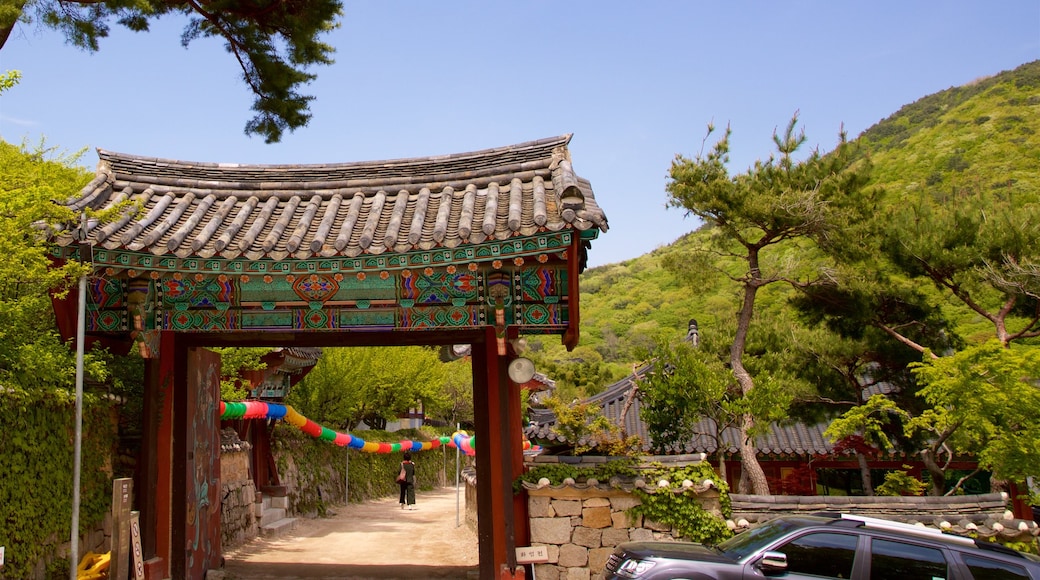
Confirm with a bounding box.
[1,2,1037,268]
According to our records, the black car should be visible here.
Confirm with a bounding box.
[604,513,1040,580]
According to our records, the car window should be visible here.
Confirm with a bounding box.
[776,532,858,579]
[870,538,948,580]
[717,517,801,560]
[962,554,1030,580]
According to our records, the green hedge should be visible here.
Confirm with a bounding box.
[0,389,116,579]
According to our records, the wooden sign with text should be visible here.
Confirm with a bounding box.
[515,545,549,564]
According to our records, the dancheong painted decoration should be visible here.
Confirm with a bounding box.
[48,135,608,349]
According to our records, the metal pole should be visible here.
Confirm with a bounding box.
[70,213,87,580]
[345,451,349,505]
[455,423,461,528]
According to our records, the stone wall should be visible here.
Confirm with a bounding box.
[523,481,721,580]
[730,492,1040,545]
[462,467,478,533]
[220,429,259,548]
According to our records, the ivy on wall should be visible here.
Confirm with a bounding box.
[0,389,116,579]
[631,462,732,545]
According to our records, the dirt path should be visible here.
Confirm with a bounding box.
[221,487,479,579]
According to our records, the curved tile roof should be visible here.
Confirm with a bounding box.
[54,135,608,264]
[273,347,323,373]
[526,362,842,457]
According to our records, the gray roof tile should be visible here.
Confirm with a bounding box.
[526,362,838,457]
[56,135,608,263]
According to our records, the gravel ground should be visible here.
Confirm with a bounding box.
[221,486,480,580]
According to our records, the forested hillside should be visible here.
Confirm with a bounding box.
[528,59,1040,400]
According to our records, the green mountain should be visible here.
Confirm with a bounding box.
[530,60,1040,396]
[859,60,1040,198]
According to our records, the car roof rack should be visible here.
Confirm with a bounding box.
[974,541,1029,558]
[818,513,976,547]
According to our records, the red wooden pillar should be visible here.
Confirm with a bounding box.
[473,327,524,578]
[145,331,178,579]
[1009,482,1032,520]
[507,327,530,550]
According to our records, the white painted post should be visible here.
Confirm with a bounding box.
[130,511,145,580]
[455,423,461,528]
[69,213,87,580]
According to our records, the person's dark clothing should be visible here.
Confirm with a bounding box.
[398,460,416,506]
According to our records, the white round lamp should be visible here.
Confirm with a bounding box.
[507,357,536,383]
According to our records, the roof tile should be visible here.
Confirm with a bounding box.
[55,135,608,263]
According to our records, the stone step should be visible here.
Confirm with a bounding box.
[260,507,286,527]
[259,517,297,538]
[261,494,289,510]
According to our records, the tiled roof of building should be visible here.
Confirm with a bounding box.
[525,361,840,457]
[274,347,322,373]
[53,135,607,264]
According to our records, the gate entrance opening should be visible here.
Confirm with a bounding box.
[49,136,608,579]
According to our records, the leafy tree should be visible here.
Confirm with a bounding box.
[526,344,627,400]
[664,115,876,493]
[824,394,909,495]
[907,340,1040,495]
[2,0,342,142]
[1,69,20,92]
[423,358,474,429]
[287,346,446,430]
[542,393,639,456]
[875,466,927,497]
[0,140,122,577]
[785,309,936,495]
[0,139,105,392]
[877,181,1040,351]
[636,339,729,456]
[635,334,786,483]
[812,148,1040,494]
[210,346,269,401]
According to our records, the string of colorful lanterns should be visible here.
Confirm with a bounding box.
[220,401,539,455]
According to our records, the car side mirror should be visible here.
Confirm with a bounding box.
[758,551,788,575]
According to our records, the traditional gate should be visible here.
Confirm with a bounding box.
[49,135,608,579]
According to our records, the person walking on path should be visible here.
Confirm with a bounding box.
[398,452,416,509]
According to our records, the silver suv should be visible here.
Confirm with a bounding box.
[604,513,1040,579]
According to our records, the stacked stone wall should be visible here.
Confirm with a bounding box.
[730,492,1039,544]
[462,467,478,533]
[220,431,259,548]
[525,484,719,580]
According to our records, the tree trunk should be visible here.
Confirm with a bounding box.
[737,412,770,494]
[0,1,28,51]
[920,448,946,496]
[730,271,771,496]
[618,384,639,439]
[857,452,874,496]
